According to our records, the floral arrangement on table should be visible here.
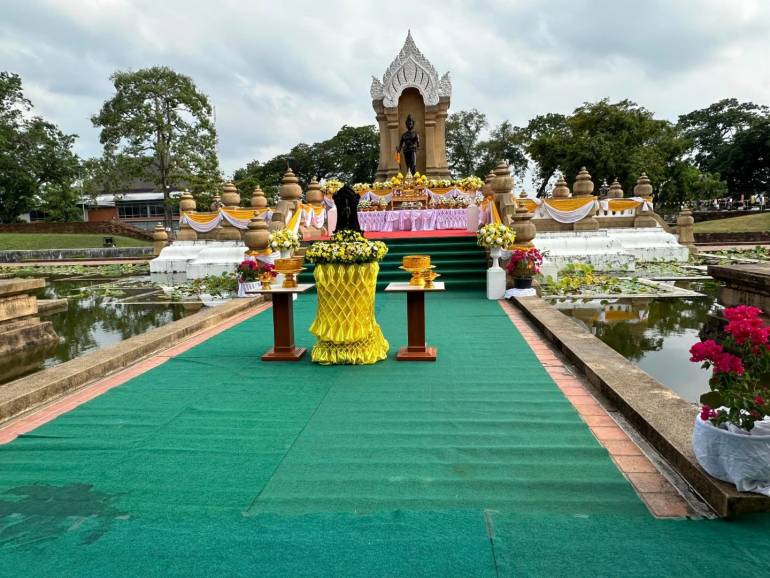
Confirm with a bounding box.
[348,175,485,194]
[388,173,404,189]
[358,199,372,211]
[456,176,484,191]
[477,223,516,249]
[413,172,428,187]
[321,179,344,195]
[269,228,300,252]
[378,197,389,209]
[690,305,770,433]
[305,230,388,265]
[236,259,276,283]
[505,247,544,277]
[475,192,485,205]
[428,179,452,189]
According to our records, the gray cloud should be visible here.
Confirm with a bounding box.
[2,0,769,182]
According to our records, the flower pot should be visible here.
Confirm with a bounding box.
[489,246,502,270]
[240,281,261,293]
[513,276,533,289]
[693,416,770,495]
[280,249,293,259]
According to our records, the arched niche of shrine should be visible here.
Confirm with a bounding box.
[371,32,452,181]
[397,88,426,175]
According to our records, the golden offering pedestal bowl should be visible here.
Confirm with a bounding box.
[400,255,433,287]
[423,270,441,289]
[275,256,305,288]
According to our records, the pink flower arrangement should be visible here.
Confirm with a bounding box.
[690,305,770,431]
[505,247,544,277]
[237,259,275,283]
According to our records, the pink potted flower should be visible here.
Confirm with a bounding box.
[505,247,544,290]
[690,305,770,495]
[237,259,276,292]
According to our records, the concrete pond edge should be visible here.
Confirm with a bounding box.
[0,296,265,425]
[511,295,770,518]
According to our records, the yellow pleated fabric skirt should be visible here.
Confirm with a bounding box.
[309,262,389,365]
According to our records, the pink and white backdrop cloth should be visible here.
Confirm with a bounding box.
[357,208,468,232]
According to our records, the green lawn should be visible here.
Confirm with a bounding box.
[0,233,151,250]
[694,212,770,233]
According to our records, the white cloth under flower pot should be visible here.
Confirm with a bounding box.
[238,281,261,297]
[692,416,770,496]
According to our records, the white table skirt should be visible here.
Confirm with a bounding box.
[358,208,468,232]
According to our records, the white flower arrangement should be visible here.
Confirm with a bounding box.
[477,223,516,249]
[269,228,300,251]
[358,199,372,210]
[321,179,344,195]
[428,179,452,189]
[454,176,484,192]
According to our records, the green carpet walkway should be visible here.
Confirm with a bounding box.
[1,291,770,577]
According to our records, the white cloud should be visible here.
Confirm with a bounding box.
[2,0,769,178]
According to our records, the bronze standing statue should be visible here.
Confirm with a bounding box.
[397,114,420,175]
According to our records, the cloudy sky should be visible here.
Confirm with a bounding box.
[3,0,770,181]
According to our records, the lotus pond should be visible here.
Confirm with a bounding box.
[0,272,207,386]
[552,280,722,403]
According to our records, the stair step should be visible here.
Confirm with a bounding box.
[301,234,488,293]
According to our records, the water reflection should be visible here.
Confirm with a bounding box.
[553,281,721,403]
[0,279,196,386]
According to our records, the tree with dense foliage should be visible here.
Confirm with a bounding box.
[0,72,81,222]
[477,120,528,180]
[445,109,487,178]
[446,110,528,180]
[678,98,770,194]
[521,99,725,206]
[233,125,378,200]
[92,66,221,229]
[324,125,379,184]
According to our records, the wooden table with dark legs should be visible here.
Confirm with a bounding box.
[248,284,314,361]
[385,282,446,361]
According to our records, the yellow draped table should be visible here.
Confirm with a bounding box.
[309,262,389,365]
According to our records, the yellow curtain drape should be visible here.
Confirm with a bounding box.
[309,262,389,365]
[222,208,269,220]
[544,197,596,212]
[491,200,502,223]
[517,199,538,212]
[287,204,303,232]
[183,212,220,224]
[607,199,642,212]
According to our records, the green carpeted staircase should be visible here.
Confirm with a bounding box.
[375,236,487,290]
[303,235,487,291]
